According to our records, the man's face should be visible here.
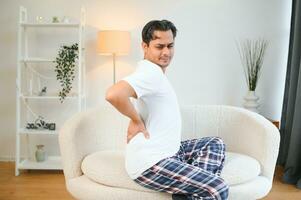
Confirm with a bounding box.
[142,30,175,70]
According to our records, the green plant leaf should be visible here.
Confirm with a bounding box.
[54,43,78,103]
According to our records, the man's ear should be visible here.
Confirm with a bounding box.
[141,42,148,52]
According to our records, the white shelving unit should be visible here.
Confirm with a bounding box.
[15,6,86,176]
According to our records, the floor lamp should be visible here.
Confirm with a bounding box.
[97,30,131,84]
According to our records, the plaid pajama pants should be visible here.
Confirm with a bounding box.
[133,137,229,200]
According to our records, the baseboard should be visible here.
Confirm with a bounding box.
[0,156,15,162]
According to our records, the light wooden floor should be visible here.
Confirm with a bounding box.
[1,162,301,200]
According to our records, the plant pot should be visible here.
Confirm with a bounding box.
[243,90,260,113]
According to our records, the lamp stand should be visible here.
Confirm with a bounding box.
[113,53,116,84]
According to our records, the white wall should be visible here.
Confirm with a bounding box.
[0,0,292,160]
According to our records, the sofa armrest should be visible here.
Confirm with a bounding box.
[59,105,129,180]
[218,106,280,181]
[59,110,90,180]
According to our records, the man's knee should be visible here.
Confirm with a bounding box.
[211,137,226,149]
[212,136,224,144]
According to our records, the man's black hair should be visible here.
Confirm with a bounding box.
[142,20,177,45]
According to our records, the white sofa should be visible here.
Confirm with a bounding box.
[59,105,280,200]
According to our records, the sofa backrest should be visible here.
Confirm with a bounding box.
[83,104,229,151]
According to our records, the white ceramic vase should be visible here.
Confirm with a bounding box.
[35,144,47,162]
[243,90,260,113]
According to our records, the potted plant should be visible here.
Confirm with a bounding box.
[237,38,268,113]
[54,43,78,103]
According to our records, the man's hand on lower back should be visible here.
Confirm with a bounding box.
[127,119,150,144]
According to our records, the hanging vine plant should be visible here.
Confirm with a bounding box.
[54,43,78,103]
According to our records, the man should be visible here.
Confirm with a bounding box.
[105,20,229,200]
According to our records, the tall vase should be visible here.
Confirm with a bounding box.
[243,90,260,113]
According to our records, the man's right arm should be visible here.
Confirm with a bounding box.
[105,80,141,123]
[105,80,150,143]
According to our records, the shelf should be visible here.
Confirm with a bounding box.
[20,57,83,63]
[18,156,62,170]
[19,128,58,135]
[20,93,81,100]
[15,6,86,176]
[20,58,55,63]
[20,22,80,28]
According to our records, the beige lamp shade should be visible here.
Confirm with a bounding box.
[97,30,130,55]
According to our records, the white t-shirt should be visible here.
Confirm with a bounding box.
[121,59,182,179]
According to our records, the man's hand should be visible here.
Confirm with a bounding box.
[127,119,150,144]
[105,81,149,144]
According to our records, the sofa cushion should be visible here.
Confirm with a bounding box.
[81,150,156,193]
[221,152,261,185]
[81,150,261,192]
